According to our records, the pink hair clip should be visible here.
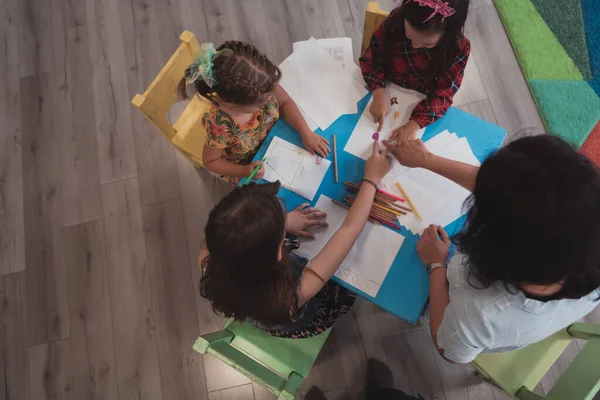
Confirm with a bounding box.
[394,0,456,22]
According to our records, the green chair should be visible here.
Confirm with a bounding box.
[472,323,600,400]
[194,319,331,399]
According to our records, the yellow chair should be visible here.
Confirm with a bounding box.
[361,2,390,56]
[131,30,210,167]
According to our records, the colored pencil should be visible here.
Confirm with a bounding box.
[343,181,405,203]
[378,188,406,203]
[333,135,339,183]
[374,199,411,213]
[396,182,422,221]
[343,197,398,224]
[331,199,381,225]
[372,201,406,217]
[242,156,267,185]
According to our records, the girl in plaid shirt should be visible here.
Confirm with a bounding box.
[360,0,470,143]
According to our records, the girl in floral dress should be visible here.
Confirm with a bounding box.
[178,41,330,184]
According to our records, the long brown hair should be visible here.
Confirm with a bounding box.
[383,0,469,88]
[178,41,281,106]
[200,182,298,326]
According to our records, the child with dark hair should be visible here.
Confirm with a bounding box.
[383,135,600,363]
[360,0,470,142]
[199,144,391,338]
[178,41,329,184]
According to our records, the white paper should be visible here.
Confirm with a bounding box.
[380,132,481,235]
[294,195,405,297]
[344,83,427,162]
[299,107,319,132]
[262,137,330,201]
[293,37,354,69]
[280,38,367,130]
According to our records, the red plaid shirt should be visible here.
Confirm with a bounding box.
[359,9,470,127]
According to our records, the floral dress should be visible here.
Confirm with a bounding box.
[202,95,280,184]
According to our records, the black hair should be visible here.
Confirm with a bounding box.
[454,135,600,300]
[383,0,469,88]
[178,41,281,106]
[200,181,300,326]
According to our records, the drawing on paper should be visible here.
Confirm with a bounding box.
[390,97,398,105]
[393,111,400,120]
[266,142,304,186]
[325,46,345,66]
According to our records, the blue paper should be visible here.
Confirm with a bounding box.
[252,94,506,323]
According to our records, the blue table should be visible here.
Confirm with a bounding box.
[253,94,506,323]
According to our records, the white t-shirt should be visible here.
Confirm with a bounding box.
[430,254,600,364]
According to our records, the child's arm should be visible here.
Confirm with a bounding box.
[409,39,471,130]
[202,145,264,180]
[296,144,390,306]
[274,85,330,157]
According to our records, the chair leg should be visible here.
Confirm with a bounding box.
[516,387,547,400]
[567,323,600,340]
[193,331,234,354]
[278,372,303,400]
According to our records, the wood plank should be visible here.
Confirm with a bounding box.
[376,306,423,338]
[452,50,488,107]
[208,384,255,400]
[263,0,310,64]
[119,0,181,206]
[300,329,346,396]
[538,340,580,395]
[175,153,229,335]
[17,0,53,77]
[200,0,235,45]
[336,0,364,59]
[0,9,24,275]
[352,298,388,364]
[21,74,70,346]
[0,272,29,400]
[203,354,251,393]
[432,358,495,400]
[382,334,419,397]
[301,0,346,39]
[468,6,544,137]
[64,220,119,400]
[324,388,349,400]
[457,100,498,127]
[227,0,273,57]
[84,0,138,184]
[56,0,103,226]
[401,329,446,400]
[252,381,276,400]
[101,178,164,400]
[331,309,368,399]
[142,199,208,399]
[29,340,74,400]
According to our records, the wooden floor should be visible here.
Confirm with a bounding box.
[1,0,598,399]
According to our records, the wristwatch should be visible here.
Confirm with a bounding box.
[426,263,447,274]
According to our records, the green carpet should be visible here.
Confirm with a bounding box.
[494,0,600,149]
[530,0,592,79]
[529,80,600,147]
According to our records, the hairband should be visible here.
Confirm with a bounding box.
[187,43,232,88]
[395,0,456,22]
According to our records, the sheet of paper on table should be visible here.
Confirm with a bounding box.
[279,38,368,130]
[294,195,405,297]
[262,137,330,201]
[344,83,426,171]
[380,130,481,235]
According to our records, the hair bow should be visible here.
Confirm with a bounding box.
[187,43,219,88]
[395,0,456,22]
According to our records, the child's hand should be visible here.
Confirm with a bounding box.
[364,142,391,183]
[302,132,330,157]
[390,120,421,144]
[246,161,265,180]
[286,204,328,239]
[370,88,388,132]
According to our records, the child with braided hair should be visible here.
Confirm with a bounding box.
[178,41,330,184]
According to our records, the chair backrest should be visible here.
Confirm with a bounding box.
[361,2,390,56]
[541,323,600,400]
[194,319,331,400]
[131,30,210,166]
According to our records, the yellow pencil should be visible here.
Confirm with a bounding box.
[372,201,406,217]
[396,182,422,221]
